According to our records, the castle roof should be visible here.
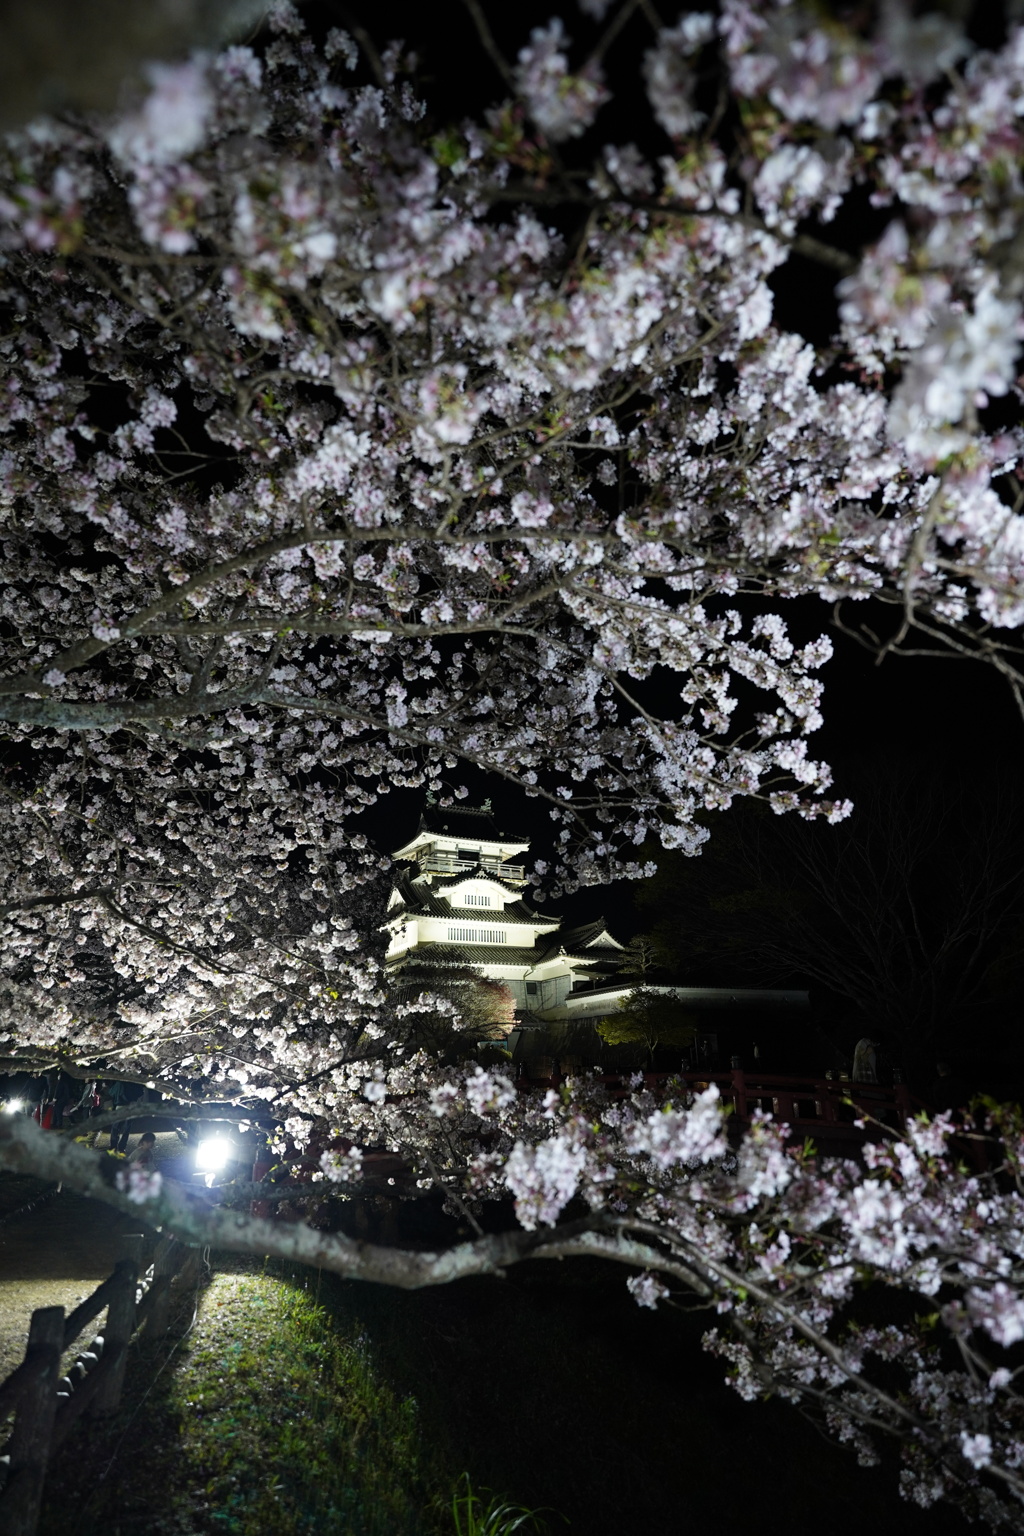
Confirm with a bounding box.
[429,800,522,830]
[535,918,625,961]
[449,899,558,926]
[388,902,626,970]
[428,866,529,898]
[395,942,545,966]
[408,802,527,844]
[386,870,559,927]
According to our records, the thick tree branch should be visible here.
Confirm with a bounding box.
[0,1113,675,1290]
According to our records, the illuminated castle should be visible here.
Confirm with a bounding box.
[384,802,809,1044]
[384,802,625,1018]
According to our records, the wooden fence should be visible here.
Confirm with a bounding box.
[0,1230,198,1536]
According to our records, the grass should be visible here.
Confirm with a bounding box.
[40,1256,443,1536]
[165,1269,429,1534]
[450,1474,553,1536]
[325,1256,972,1536]
[37,1240,971,1536]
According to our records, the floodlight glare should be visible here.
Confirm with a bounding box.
[4,1099,23,1115]
[195,1136,232,1174]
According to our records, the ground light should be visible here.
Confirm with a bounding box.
[195,1136,233,1187]
[3,1099,23,1114]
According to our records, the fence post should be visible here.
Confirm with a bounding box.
[5,1305,64,1536]
[893,1081,912,1124]
[730,1066,747,1120]
[772,1093,795,1126]
[94,1233,144,1415]
[146,1235,179,1340]
[251,1156,272,1218]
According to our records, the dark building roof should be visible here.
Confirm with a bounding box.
[536,919,623,962]
[392,942,544,967]
[446,899,558,927]
[416,803,527,844]
[386,869,446,919]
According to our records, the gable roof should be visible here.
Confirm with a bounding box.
[384,868,435,921]
[429,866,527,897]
[544,918,625,954]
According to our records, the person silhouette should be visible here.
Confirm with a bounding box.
[852,1038,879,1083]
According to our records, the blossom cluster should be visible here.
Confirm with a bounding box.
[326,1055,1024,1524]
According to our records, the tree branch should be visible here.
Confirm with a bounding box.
[0,1112,685,1291]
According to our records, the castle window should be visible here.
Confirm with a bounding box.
[464,893,491,906]
[448,927,506,943]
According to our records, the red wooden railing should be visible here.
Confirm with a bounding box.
[517,1066,937,1154]
[249,1068,976,1225]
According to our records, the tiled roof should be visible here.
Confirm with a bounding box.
[540,918,624,955]
[536,942,625,965]
[390,887,558,928]
[390,928,626,970]
[417,804,527,842]
[386,875,628,968]
[504,899,561,924]
[392,942,543,966]
[386,870,453,920]
[445,899,557,927]
[384,871,416,921]
[429,866,527,897]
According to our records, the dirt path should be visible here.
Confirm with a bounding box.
[0,1130,191,1381]
[0,1186,146,1381]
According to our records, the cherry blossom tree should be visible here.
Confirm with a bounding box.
[2,1069,1023,1525]
[4,0,1024,1090]
[1,1,1024,1519]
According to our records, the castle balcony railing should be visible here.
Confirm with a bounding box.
[418,853,525,880]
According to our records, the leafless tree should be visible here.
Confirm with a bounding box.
[639,761,1024,1072]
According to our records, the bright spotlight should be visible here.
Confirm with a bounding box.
[195,1136,232,1174]
[4,1099,23,1115]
